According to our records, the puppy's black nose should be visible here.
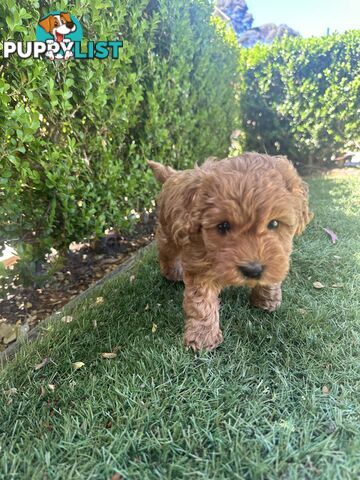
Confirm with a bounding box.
[66,21,75,29]
[239,263,263,279]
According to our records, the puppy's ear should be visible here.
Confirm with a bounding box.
[39,15,54,33]
[61,12,72,23]
[147,160,177,185]
[276,156,313,235]
[166,172,204,246]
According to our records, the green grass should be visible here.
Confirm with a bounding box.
[1,172,360,480]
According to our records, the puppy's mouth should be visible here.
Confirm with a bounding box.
[55,32,64,42]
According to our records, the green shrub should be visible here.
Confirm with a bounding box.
[237,31,360,167]
[0,0,239,283]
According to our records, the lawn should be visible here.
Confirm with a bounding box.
[1,171,359,480]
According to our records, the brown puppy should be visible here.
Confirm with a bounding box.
[148,153,313,351]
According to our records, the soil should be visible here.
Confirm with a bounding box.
[0,215,156,351]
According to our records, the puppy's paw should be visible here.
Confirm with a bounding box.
[64,50,73,61]
[161,259,183,282]
[184,325,223,352]
[250,285,282,312]
[251,297,282,312]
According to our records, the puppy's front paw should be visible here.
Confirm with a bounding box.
[184,324,223,352]
[64,50,73,61]
[251,296,281,312]
[250,285,282,312]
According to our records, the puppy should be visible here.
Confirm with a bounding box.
[38,12,76,60]
[148,153,313,351]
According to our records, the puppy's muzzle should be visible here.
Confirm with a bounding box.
[239,263,264,279]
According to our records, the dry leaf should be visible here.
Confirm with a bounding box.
[40,385,46,398]
[129,275,136,283]
[323,227,338,244]
[101,352,117,359]
[333,255,341,260]
[95,297,104,305]
[152,323,158,333]
[93,319,98,328]
[0,323,17,344]
[111,474,123,480]
[298,308,307,315]
[48,384,56,391]
[144,304,149,311]
[61,315,73,323]
[313,281,325,289]
[4,387,17,397]
[72,361,85,370]
[34,357,50,371]
[332,283,344,288]
[322,385,330,394]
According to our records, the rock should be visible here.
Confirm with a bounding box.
[238,23,299,47]
[215,0,299,47]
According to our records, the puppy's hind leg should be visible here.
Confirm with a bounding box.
[156,227,183,282]
[250,284,282,312]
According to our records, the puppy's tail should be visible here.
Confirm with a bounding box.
[147,160,177,184]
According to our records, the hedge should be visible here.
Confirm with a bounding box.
[0,0,239,282]
[237,31,360,167]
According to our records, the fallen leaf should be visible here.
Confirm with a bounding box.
[61,315,73,323]
[144,304,149,311]
[298,308,307,315]
[332,283,344,288]
[72,361,85,370]
[322,385,330,394]
[95,297,104,305]
[34,357,50,371]
[313,281,325,289]
[48,384,56,391]
[40,386,46,398]
[4,387,17,397]
[0,324,17,345]
[93,319,98,328]
[323,227,338,244]
[101,352,117,359]
[152,323,158,333]
[333,255,341,260]
[111,474,123,480]
[129,275,136,283]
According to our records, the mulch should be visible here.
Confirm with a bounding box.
[0,215,156,351]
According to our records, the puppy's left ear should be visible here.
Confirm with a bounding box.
[277,157,313,235]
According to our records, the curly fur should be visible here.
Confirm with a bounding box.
[148,153,313,351]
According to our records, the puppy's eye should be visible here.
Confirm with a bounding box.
[267,219,279,230]
[217,221,231,235]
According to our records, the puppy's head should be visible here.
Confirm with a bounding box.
[187,158,312,287]
[39,13,76,40]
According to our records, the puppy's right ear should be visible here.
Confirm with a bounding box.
[147,160,177,184]
[39,16,54,33]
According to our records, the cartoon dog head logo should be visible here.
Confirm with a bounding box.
[36,11,83,60]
